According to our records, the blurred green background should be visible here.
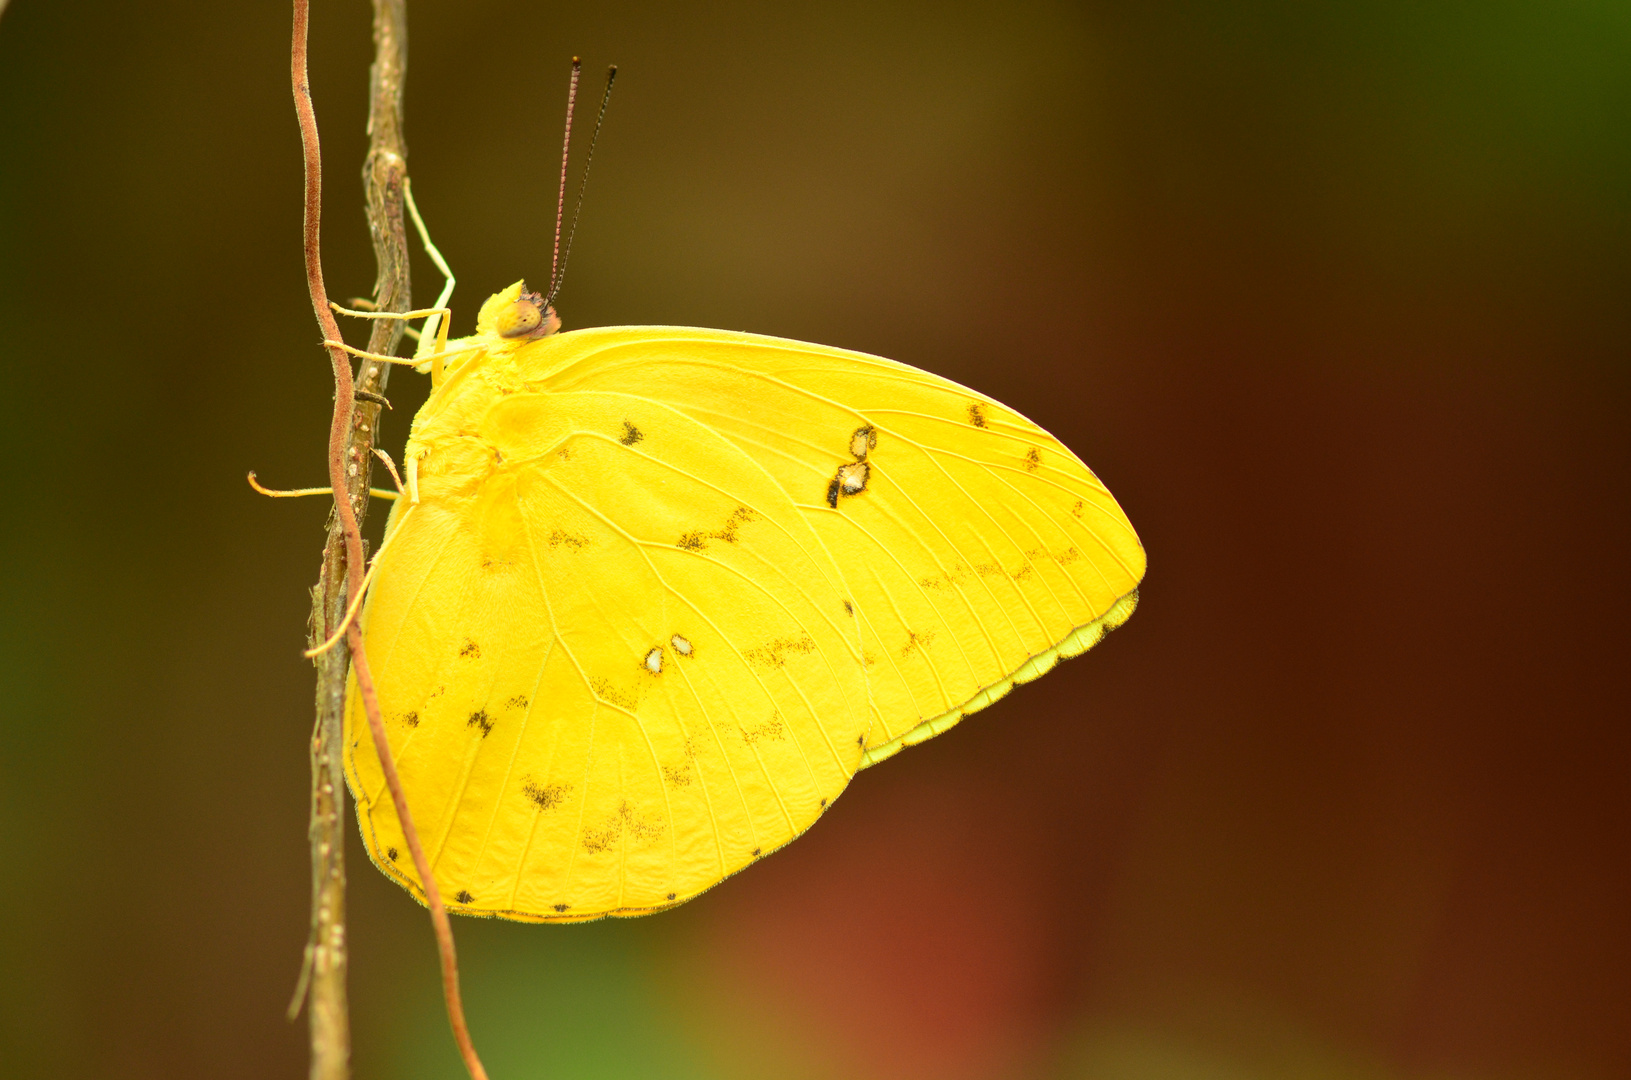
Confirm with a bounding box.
[2,1,1629,1077]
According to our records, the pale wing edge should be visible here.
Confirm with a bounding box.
[858,587,1140,769]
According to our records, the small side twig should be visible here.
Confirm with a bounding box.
[290,2,489,1079]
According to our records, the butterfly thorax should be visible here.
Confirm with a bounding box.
[401,281,572,504]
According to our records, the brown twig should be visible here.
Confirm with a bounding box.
[291,2,489,1079]
[345,629,490,1080]
[290,4,355,1075]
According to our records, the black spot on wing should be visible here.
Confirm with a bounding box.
[825,477,841,508]
[455,890,474,904]
[589,676,638,711]
[582,800,664,853]
[666,892,677,901]
[968,402,987,428]
[743,634,816,671]
[899,630,936,658]
[468,710,493,736]
[459,640,481,659]
[386,847,398,862]
[619,420,643,446]
[739,713,786,745]
[553,903,569,912]
[523,779,568,810]
[678,506,756,550]
[548,529,589,550]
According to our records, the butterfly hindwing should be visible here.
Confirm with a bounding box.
[346,388,868,922]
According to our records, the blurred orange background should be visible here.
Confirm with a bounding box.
[1,2,1628,1078]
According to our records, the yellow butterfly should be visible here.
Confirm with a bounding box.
[333,263,1142,923]
[326,73,1143,922]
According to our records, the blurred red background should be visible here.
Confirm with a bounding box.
[1,2,1627,1078]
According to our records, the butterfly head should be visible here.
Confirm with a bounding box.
[480,280,561,344]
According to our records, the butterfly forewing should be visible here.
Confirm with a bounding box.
[529,328,1146,761]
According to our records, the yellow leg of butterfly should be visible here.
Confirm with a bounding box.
[248,464,415,658]
[339,296,423,342]
[338,182,456,353]
[327,305,454,327]
[247,471,399,500]
[404,177,457,364]
[303,498,420,657]
[327,179,461,383]
[321,338,482,390]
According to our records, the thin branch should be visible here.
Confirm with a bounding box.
[291,3,490,1079]
[346,627,489,1080]
[363,0,411,372]
[291,1,356,1075]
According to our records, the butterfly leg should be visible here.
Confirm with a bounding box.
[336,297,422,345]
[404,178,456,372]
[320,336,478,364]
[326,181,460,384]
[247,471,398,501]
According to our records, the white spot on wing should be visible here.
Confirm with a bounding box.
[644,648,663,674]
[670,634,693,656]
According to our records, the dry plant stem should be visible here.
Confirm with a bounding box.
[292,3,490,1079]
[364,0,411,370]
[346,629,490,1080]
[292,3,356,1076]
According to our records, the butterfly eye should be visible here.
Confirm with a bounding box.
[496,300,543,338]
[495,292,562,339]
[495,301,540,338]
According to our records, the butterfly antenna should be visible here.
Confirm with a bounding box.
[549,57,583,300]
[545,64,617,311]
